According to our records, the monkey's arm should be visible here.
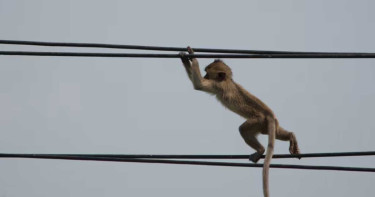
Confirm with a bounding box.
[190,58,214,92]
[185,47,214,92]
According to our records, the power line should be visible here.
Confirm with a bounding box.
[1,51,375,58]
[0,153,374,172]
[0,39,368,55]
[1,151,373,160]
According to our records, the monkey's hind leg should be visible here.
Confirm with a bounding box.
[276,127,301,158]
[239,120,265,163]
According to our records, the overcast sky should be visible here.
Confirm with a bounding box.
[0,0,374,196]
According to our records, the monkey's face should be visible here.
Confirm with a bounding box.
[203,69,224,81]
[204,60,232,82]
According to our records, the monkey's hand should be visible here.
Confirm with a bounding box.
[179,51,193,80]
[187,46,199,68]
[179,52,190,64]
[187,46,195,56]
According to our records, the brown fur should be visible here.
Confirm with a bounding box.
[179,47,300,197]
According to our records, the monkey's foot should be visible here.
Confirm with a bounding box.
[289,141,301,159]
[249,152,263,163]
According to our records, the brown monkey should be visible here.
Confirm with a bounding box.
[180,47,300,197]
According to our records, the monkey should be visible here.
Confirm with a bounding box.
[179,47,300,197]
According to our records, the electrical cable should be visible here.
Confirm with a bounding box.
[1,51,375,58]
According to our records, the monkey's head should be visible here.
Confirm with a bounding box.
[204,59,233,82]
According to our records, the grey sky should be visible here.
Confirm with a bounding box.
[0,0,374,196]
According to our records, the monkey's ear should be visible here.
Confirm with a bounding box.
[217,72,226,81]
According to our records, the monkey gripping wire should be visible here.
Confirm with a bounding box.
[1,41,374,172]
[1,151,375,172]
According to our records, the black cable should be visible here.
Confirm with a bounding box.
[1,151,373,160]
[0,154,374,172]
[1,51,375,58]
[0,39,365,55]
[60,151,375,159]
[58,150,375,159]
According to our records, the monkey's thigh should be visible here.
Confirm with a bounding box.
[240,118,266,135]
[239,118,266,153]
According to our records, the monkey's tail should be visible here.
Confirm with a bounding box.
[263,117,277,197]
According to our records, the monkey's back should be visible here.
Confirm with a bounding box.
[215,82,274,120]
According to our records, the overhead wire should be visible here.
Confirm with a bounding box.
[1,151,373,160]
[0,152,374,172]
[1,51,375,58]
[1,39,375,58]
[0,39,365,54]
[0,40,374,173]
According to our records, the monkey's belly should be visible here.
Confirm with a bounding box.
[219,97,261,119]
